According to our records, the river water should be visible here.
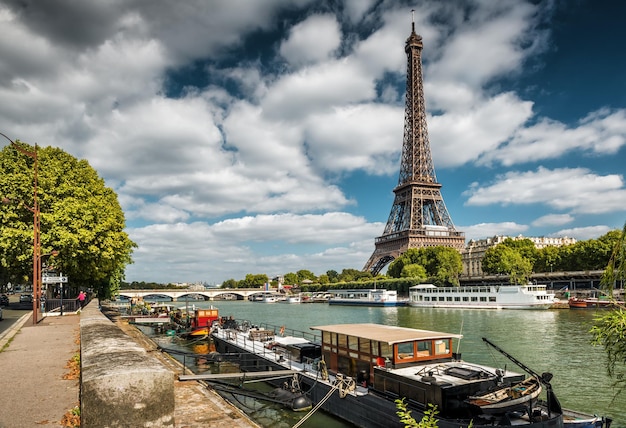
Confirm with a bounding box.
[141,300,625,427]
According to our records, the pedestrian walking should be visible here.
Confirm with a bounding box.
[78,290,86,309]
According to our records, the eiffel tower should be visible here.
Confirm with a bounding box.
[364,16,465,275]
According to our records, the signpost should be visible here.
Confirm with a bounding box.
[42,275,68,284]
[42,274,69,315]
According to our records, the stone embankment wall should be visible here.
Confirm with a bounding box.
[80,300,175,427]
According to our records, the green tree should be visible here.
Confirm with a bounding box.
[283,272,298,285]
[504,238,538,265]
[338,268,367,282]
[400,263,427,281]
[482,241,533,283]
[424,247,463,286]
[326,269,339,283]
[239,273,269,288]
[0,142,135,299]
[221,278,237,288]
[535,245,561,272]
[296,269,317,282]
[557,232,617,271]
[317,274,329,285]
[501,247,533,284]
[590,222,626,400]
[387,247,461,286]
[388,249,422,278]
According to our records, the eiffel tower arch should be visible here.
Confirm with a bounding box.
[364,17,465,275]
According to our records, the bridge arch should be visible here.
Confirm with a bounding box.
[117,289,260,301]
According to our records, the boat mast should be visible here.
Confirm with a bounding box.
[482,338,543,379]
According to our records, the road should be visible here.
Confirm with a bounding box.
[0,294,34,337]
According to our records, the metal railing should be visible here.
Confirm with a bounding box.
[44,298,81,313]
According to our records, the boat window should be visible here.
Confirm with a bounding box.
[380,342,392,360]
[324,331,337,347]
[348,336,358,351]
[479,297,487,302]
[471,297,478,302]
[397,342,414,359]
[338,334,347,348]
[462,297,469,302]
[489,297,496,302]
[446,297,452,302]
[359,338,371,355]
[434,340,449,355]
[454,297,461,302]
[417,340,431,357]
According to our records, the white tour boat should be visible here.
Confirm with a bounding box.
[328,288,403,307]
[409,283,556,309]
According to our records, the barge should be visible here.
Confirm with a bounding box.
[209,322,606,427]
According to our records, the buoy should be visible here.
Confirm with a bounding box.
[291,395,313,412]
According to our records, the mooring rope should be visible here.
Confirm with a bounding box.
[292,382,339,428]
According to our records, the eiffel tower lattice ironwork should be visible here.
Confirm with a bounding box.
[364,17,465,275]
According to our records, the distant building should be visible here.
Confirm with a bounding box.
[461,235,576,277]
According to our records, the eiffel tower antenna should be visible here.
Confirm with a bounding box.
[363,13,465,275]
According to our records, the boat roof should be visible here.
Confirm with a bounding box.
[310,323,462,345]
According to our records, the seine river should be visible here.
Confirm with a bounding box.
[144,300,624,427]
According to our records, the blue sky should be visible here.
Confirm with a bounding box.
[1,0,625,284]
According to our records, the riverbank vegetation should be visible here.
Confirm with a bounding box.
[590,222,626,401]
[481,230,620,284]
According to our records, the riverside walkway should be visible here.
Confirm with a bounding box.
[0,302,258,428]
[0,312,79,428]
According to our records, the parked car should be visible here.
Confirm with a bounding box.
[19,293,33,304]
[0,294,9,306]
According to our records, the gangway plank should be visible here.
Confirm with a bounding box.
[179,369,298,381]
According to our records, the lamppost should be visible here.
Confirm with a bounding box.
[0,132,40,325]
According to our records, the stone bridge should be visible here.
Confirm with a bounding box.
[117,288,265,301]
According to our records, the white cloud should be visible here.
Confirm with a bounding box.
[305,103,402,174]
[280,14,341,67]
[532,214,574,227]
[479,108,626,166]
[261,59,376,121]
[126,213,381,281]
[430,92,534,167]
[553,225,612,241]
[429,1,542,88]
[461,222,528,241]
[465,167,626,215]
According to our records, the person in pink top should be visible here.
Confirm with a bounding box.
[78,290,86,308]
